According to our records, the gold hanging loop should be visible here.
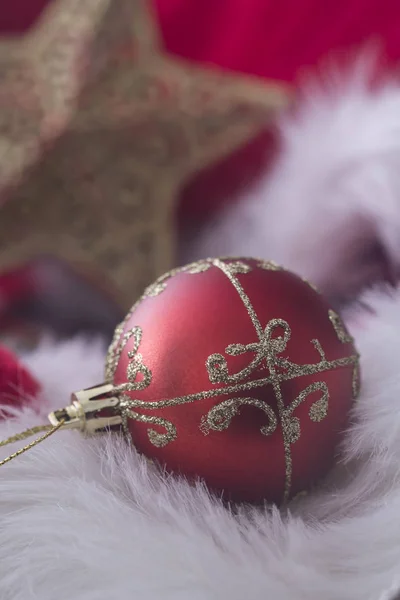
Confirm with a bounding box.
[0,383,122,468]
[0,420,65,467]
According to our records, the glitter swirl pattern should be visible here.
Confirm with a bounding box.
[106,258,360,503]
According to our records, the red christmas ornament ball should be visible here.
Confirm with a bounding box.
[0,345,41,415]
[108,258,359,505]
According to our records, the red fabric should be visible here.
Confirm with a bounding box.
[0,266,35,303]
[0,265,36,330]
[0,345,41,413]
[154,0,400,82]
[0,0,49,32]
[2,0,400,221]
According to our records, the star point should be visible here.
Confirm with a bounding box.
[0,0,289,305]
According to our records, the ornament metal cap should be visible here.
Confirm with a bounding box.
[48,384,122,434]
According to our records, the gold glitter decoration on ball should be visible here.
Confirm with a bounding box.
[105,258,360,503]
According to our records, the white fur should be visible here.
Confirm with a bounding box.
[189,66,400,301]
[2,292,400,599]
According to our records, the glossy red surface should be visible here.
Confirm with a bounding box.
[113,259,358,504]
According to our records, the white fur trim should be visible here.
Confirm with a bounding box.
[0,291,399,599]
[190,66,400,303]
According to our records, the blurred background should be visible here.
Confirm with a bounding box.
[0,0,399,347]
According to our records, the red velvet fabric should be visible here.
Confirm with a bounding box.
[0,345,41,413]
[0,265,36,332]
[1,0,400,221]
[0,0,49,32]
[154,0,400,82]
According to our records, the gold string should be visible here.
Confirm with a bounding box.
[0,420,65,467]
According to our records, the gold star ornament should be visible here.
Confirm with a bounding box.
[0,0,289,307]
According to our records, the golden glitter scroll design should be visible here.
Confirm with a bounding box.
[301,278,320,293]
[327,309,360,399]
[105,258,360,503]
[199,397,278,436]
[329,310,354,344]
[135,256,321,302]
[351,360,361,399]
[141,257,252,301]
[257,260,281,271]
[142,259,213,298]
